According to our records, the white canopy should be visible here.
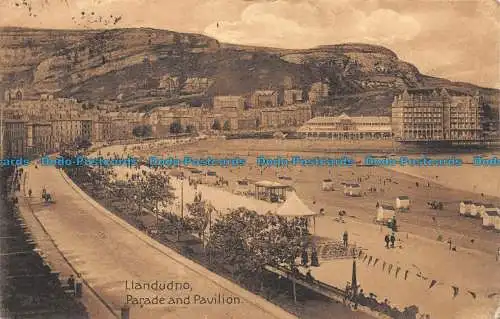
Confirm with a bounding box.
[255,180,286,188]
[275,192,318,217]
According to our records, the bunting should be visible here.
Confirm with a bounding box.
[356,254,487,300]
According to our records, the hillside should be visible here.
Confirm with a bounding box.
[0,27,498,116]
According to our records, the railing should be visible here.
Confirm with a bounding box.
[263,264,346,298]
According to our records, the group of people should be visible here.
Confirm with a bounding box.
[342,284,425,319]
[384,233,397,248]
[301,247,320,267]
[354,289,423,319]
[291,265,316,283]
[66,274,82,297]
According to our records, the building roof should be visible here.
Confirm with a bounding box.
[254,90,277,95]
[344,183,360,188]
[484,204,496,208]
[380,204,395,211]
[461,200,473,204]
[405,88,472,97]
[485,210,498,216]
[275,192,317,217]
[5,119,27,123]
[214,95,243,100]
[397,196,409,200]
[255,180,287,188]
[305,114,391,125]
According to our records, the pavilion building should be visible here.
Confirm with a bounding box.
[297,113,392,140]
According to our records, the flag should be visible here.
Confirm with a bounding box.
[429,280,437,289]
[452,286,459,298]
[382,261,386,271]
[367,256,373,266]
[388,264,393,274]
[487,293,498,298]
[395,267,401,278]
[358,250,363,258]
[468,291,476,299]
[363,255,368,263]
[373,258,379,267]
[404,270,409,280]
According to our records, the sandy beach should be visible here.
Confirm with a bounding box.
[96,138,500,319]
[388,153,500,197]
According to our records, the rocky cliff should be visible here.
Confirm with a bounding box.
[0,27,497,116]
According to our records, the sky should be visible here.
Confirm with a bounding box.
[1,0,499,89]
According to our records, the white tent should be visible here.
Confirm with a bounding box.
[275,192,318,232]
[275,192,317,217]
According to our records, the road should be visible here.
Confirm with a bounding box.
[22,163,298,319]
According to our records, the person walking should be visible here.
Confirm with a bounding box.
[28,189,32,197]
[311,248,319,267]
[344,282,351,304]
[384,234,390,248]
[343,231,349,248]
[390,233,396,248]
[67,275,75,291]
[496,247,500,262]
[301,249,309,266]
[306,270,314,282]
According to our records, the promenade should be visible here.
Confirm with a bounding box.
[20,163,298,319]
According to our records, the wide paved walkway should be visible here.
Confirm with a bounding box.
[22,164,297,319]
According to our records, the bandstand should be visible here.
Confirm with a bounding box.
[254,180,288,203]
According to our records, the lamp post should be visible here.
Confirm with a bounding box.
[0,101,4,158]
[177,177,184,242]
[181,177,184,219]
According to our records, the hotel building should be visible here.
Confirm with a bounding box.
[392,88,483,142]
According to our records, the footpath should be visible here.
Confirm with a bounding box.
[18,162,298,319]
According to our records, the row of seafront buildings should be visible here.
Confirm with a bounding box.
[0,91,313,158]
[1,86,498,158]
[150,94,312,134]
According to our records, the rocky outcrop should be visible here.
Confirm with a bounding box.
[0,27,496,116]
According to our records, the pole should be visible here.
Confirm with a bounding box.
[292,279,297,304]
[313,216,316,234]
[155,203,159,230]
[208,208,212,263]
[181,178,184,219]
[0,101,4,158]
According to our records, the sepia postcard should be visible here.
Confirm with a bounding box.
[0,0,499,318]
